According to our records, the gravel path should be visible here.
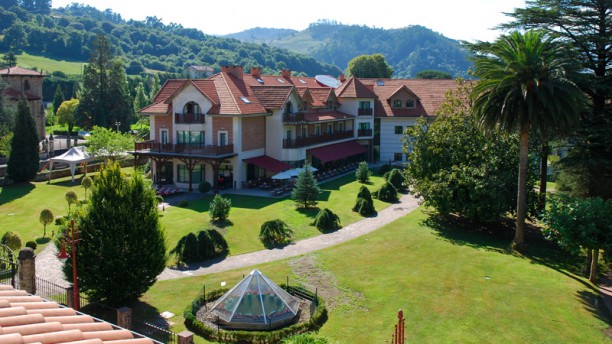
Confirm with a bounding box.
[157,193,420,280]
[35,193,420,283]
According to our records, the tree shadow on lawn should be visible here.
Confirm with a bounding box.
[0,182,35,204]
[130,300,176,343]
[575,289,612,329]
[423,212,584,278]
[296,206,320,219]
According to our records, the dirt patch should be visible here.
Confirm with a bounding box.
[288,254,367,312]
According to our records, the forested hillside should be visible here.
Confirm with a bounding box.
[0,2,341,77]
[226,20,472,78]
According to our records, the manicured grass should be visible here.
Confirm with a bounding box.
[2,52,86,75]
[160,174,389,257]
[140,208,611,343]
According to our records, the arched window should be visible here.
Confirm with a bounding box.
[183,101,200,115]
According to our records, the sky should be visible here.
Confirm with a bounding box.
[52,0,527,42]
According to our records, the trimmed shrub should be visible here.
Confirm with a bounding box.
[198,181,211,193]
[386,168,406,191]
[378,164,392,175]
[172,229,229,263]
[355,161,371,183]
[39,208,54,237]
[1,231,22,251]
[376,181,399,203]
[313,208,341,232]
[260,219,294,247]
[25,241,37,250]
[209,193,231,221]
[353,197,376,216]
[282,333,330,344]
[356,185,373,203]
[65,190,78,213]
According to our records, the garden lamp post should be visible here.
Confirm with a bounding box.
[115,121,121,133]
[58,219,80,311]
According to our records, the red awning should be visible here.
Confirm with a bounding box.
[243,155,291,173]
[308,140,367,164]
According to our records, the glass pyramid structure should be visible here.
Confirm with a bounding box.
[210,269,300,329]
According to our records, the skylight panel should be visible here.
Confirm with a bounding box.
[257,78,264,84]
[277,78,286,83]
[376,80,384,86]
[240,97,252,104]
[299,79,307,84]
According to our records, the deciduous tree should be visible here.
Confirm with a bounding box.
[347,54,393,78]
[56,98,78,149]
[39,208,53,237]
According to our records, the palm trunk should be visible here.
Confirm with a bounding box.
[589,248,599,283]
[514,125,529,251]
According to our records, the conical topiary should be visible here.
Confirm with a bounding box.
[313,208,341,232]
[353,197,376,216]
[376,181,398,202]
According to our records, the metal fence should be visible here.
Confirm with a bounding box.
[286,276,318,304]
[133,321,178,344]
[35,277,67,305]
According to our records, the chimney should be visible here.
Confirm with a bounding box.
[339,73,346,83]
[221,65,244,80]
[251,67,262,78]
[281,69,292,79]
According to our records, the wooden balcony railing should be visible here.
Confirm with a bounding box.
[175,113,205,124]
[134,140,233,156]
[358,108,373,116]
[282,131,353,148]
[282,112,305,123]
[357,128,373,137]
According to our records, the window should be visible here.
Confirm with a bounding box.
[393,99,402,108]
[338,122,344,132]
[327,124,333,134]
[183,101,200,115]
[160,130,168,144]
[359,101,371,109]
[286,129,292,140]
[177,131,205,144]
[315,124,321,136]
[218,132,228,146]
[395,126,403,134]
[177,164,204,183]
[24,80,30,91]
[394,153,403,161]
[406,99,415,108]
[359,122,371,130]
[285,102,293,114]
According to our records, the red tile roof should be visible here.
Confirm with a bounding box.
[209,72,268,115]
[0,285,153,344]
[359,79,459,118]
[0,66,47,77]
[251,86,293,110]
[335,77,378,99]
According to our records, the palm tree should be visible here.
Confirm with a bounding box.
[469,30,586,251]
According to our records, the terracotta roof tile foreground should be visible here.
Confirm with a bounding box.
[0,285,154,344]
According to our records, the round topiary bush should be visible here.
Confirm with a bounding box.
[376,181,399,203]
[25,241,37,250]
[259,219,294,247]
[198,181,211,193]
[313,208,341,232]
[1,231,22,251]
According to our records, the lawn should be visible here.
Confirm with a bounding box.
[140,208,611,343]
[2,52,86,75]
[0,169,390,258]
[160,173,389,257]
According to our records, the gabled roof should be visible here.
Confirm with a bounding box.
[141,79,218,115]
[0,66,46,77]
[359,79,459,118]
[251,86,294,110]
[335,77,378,99]
[308,88,335,107]
[0,284,153,344]
[210,72,268,115]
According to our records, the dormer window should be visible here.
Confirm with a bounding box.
[285,102,293,114]
[406,99,415,108]
[392,99,402,108]
[183,101,200,115]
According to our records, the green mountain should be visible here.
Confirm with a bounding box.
[225,20,472,78]
[0,3,341,77]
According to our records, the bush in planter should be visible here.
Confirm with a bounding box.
[375,181,398,202]
[198,181,211,193]
[313,208,341,232]
[260,219,294,247]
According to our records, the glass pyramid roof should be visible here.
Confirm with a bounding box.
[210,269,300,325]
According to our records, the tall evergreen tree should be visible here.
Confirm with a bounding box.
[503,0,612,199]
[7,97,39,182]
[291,164,321,208]
[64,161,167,306]
[108,59,133,132]
[52,85,64,117]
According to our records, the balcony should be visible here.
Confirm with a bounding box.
[282,112,305,123]
[283,131,353,148]
[358,108,373,116]
[175,113,205,124]
[357,128,373,137]
[134,140,234,157]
